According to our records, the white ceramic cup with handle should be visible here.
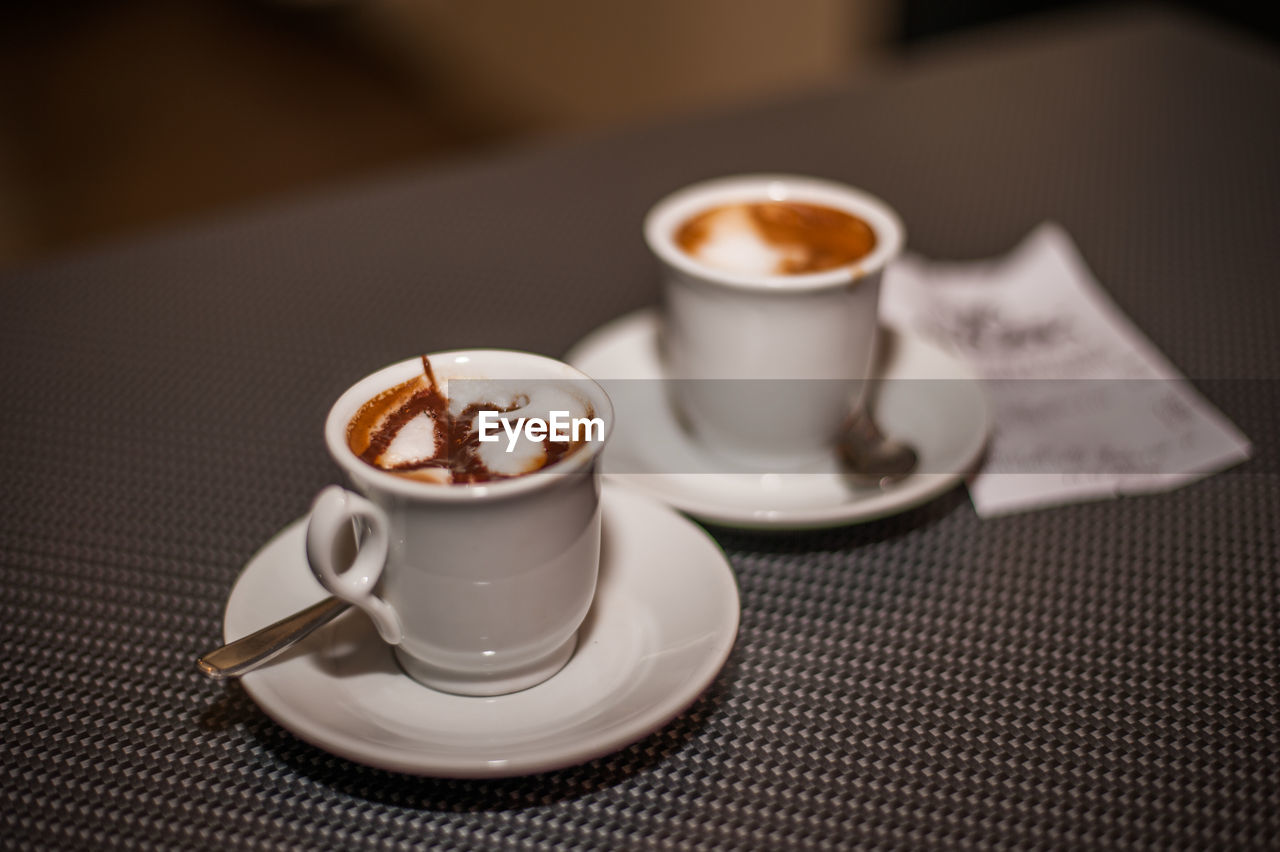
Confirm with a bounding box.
[305,350,613,696]
[645,174,904,470]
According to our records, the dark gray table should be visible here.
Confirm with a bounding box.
[3,8,1277,849]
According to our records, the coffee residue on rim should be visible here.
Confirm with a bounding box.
[347,356,587,484]
[676,200,876,275]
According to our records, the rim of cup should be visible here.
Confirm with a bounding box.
[324,350,614,502]
[644,174,905,292]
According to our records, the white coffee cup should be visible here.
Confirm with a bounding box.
[645,174,904,470]
[305,350,613,696]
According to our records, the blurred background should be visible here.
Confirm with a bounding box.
[1,0,1273,271]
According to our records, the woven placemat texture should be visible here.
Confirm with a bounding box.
[2,9,1277,850]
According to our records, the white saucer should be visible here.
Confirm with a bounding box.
[224,486,739,778]
[565,309,991,529]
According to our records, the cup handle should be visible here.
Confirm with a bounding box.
[305,485,403,645]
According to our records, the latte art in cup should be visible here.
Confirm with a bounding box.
[311,350,614,695]
[646,174,904,469]
[346,356,600,484]
[675,201,877,276]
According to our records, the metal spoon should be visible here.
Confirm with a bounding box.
[195,596,350,680]
[837,408,919,487]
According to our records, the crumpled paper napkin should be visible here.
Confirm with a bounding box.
[881,223,1252,517]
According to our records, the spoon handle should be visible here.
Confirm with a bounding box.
[196,596,351,680]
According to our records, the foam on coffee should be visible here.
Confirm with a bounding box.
[675,201,876,276]
[346,356,595,484]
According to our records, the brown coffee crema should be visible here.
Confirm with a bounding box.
[346,356,590,484]
[675,201,876,275]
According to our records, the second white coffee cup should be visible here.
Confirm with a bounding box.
[305,350,613,696]
[645,174,904,470]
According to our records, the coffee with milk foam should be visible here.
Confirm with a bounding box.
[347,356,599,484]
[675,200,877,276]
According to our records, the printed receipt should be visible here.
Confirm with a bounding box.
[880,223,1252,517]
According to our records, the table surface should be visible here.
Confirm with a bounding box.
[3,7,1277,850]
